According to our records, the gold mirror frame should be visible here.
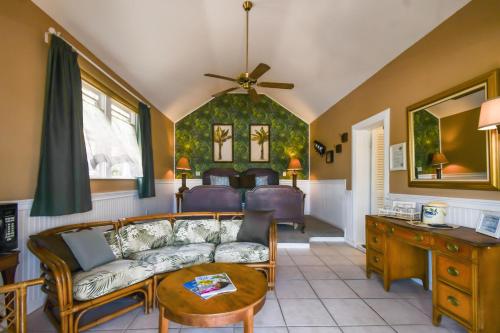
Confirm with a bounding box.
[407,69,500,190]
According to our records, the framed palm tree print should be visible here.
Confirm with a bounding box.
[250,124,270,162]
[212,124,233,162]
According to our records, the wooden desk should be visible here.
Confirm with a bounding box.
[0,251,19,285]
[366,216,500,333]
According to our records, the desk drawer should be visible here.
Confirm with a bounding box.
[436,255,472,292]
[393,227,431,247]
[366,218,386,232]
[436,281,472,323]
[435,237,473,261]
[367,250,384,271]
[367,230,385,252]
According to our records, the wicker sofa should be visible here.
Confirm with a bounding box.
[28,212,276,333]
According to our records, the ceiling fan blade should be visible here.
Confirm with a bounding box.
[204,73,237,82]
[212,87,239,98]
[249,63,271,80]
[248,88,260,103]
[257,82,295,89]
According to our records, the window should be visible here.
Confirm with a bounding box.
[82,81,143,179]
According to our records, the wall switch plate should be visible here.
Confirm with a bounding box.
[196,171,201,176]
[282,171,287,177]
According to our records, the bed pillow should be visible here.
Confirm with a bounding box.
[255,176,269,186]
[210,175,230,186]
[61,229,116,272]
[237,210,274,246]
[239,174,256,188]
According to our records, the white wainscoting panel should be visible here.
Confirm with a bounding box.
[9,180,175,314]
[387,193,500,228]
[309,180,349,232]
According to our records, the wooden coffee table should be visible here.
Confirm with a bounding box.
[157,263,267,333]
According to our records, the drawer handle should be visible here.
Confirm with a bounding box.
[447,295,459,307]
[414,234,424,242]
[447,266,459,277]
[372,236,378,243]
[373,256,380,263]
[446,243,459,253]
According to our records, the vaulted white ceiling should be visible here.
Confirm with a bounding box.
[32,0,469,123]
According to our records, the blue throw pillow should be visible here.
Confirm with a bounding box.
[61,229,116,271]
[255,176,268,186]
[210,175,230,186]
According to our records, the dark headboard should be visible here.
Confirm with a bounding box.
[202,168,240,185]
[243,168,279,185]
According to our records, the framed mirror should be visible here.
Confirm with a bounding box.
[407,69,499,190]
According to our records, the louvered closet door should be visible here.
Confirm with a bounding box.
[371,127,385,213]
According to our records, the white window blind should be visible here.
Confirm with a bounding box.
[371,126,385,212]
[82,81,143,179]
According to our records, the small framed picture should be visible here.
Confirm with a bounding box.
[390,142,407,171]
[326,150,334,163]
[476,211,500,238]
[212,124,233,162]
[249,124,270,162]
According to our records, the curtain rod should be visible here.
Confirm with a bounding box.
[44,27,150,108]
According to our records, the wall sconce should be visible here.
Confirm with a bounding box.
[313,140,326,156]
[478,97,500,131]
[176,157,191,193]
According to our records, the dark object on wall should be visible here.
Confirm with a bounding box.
[326,151,334,164]
[137,102,156,198]
[0,203,18,252]
[336,144,342,153]
[313,140,326,156]
[341,132,349,143]
[31,36,92,216]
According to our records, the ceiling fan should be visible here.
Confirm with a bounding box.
[204,1,294,102]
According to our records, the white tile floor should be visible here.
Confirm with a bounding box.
[27,242,467,333]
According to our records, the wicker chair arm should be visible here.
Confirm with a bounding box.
[27,240,74,309]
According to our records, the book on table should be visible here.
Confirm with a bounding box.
[183,273,237,299]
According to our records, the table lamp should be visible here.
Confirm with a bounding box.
[478,97,500,131]
[287,158,302,188]
[431,152,448,180]
[176,157,191,193]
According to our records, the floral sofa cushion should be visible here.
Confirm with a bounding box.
[220,219,243,243]
[119,220,173,258]
[173,219,220,245]
[129,243,215,274]
[214,242,269,263]
[103,230,123,259]
[72,259,154,301]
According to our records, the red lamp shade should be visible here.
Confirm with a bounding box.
[287,158,302,171]
[176,157,191,171]
[432,152,449,165]
[478,97,500,130]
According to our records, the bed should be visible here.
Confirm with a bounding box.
[181,167,305,230]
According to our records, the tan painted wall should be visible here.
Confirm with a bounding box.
[310,0,500,200]
[0,0,174,201]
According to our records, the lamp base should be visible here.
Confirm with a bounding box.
[178,173,189,193]
[436,168,442,180]
[292,173,298,188]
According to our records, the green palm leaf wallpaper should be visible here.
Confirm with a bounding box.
[175,94,309,179]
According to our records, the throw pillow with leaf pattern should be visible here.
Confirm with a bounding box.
[173,219,220,245]
[119,220,174,258]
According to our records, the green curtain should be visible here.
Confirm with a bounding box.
[137,102,156,198]
[31,36,92,216]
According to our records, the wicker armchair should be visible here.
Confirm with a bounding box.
[0,278,44,333]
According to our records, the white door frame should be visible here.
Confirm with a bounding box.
[351,109,390,248]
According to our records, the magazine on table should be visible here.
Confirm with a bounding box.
[183,273,236,299]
